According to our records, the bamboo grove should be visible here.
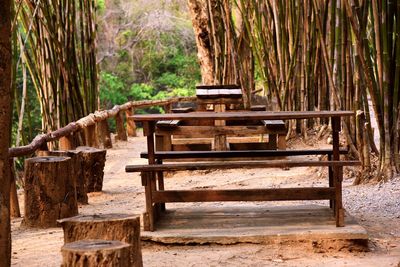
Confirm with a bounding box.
[15,0,98,137]
[188,0,400,182]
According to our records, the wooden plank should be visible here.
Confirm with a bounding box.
[140,148,349,159]
[129,111,355,122]
[196,84,241,89]
[125,160,361,172]
[250,105,267,111]
[171,107,194,113]
[156,126,286,137]
[152,188,336,202]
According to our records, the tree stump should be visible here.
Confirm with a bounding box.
[58,214,142,267]
[23,156,78,228]
[61,240,131,267]
[37,150,88,204]
[75,146,106,192]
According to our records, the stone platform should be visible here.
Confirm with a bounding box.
[141,204,368,245]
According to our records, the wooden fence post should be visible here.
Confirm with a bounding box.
[126,108,137,137]
[115,111,127,141]
[83,124,99,148]
[59,134,77,150]
[97,120,113,148]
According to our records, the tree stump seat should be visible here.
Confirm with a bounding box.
[37,150,88,204]
[58,214,143,267]
[75,146,106,193]
[23,156,78,228]
[61,239,131,267]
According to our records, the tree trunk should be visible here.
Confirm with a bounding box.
[0,0,12,263]
[188,0,215,84]
[58,214,143,267]
[61,240,131,267]
[75,146,106,192]
[23,156,78,228]
[9,160,21,218]
[37,150,88,204]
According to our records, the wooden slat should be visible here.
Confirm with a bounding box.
[196,84,241,89]
[171,107,194,113]
[125,160,360,172]
[129,111,355,122]
[156,125,285,137]
[140,148,349,159]
[152,188,336,202]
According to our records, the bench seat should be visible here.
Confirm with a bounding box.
[140,148,349,160]
[126,159,359,172]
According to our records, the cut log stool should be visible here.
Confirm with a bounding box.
[23,156,78,228]
[75,146,106,193]
[61,240,131,267]
[58,214,142,267]
[37,150,88,204]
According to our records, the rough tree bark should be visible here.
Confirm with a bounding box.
[76,146,106,192]
[187,0,215,84]
[0,0,12,264]
[58,214,142,267]
[61,240,131,267]
[23,157,78,228]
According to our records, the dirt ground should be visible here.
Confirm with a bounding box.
[11,134,400,266]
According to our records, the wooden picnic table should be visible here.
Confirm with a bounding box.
[126,111,359,231]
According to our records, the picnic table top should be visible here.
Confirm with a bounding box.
[129,110,355,122]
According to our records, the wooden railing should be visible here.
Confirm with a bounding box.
[9,96,196,158]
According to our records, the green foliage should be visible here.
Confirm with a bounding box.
[99,72,128,107]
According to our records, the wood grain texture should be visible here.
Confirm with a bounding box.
[130,111,355,121]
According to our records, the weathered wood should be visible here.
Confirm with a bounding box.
[76,146,106,193]
[126,108,137,137]
[115,111,127,141]
[250,105,267,111]
[61,240,131,267]
[129,111,356,122]
[156,125,286,137]
[152,188,336,202]
[97,120,113,149]
[9,160,21,218]
[8,97,196,157]
[23,157,78,228]
[37,150,88,204]
[126,160,360,172]
[140,148,349,160]
[83,124,99,148]
[171,107,194,113]
[196,84,241,89]
[58,214,143,267]
[59,134,77,150]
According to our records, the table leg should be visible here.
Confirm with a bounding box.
[157,159,166,211]
[143,122,158,231]
[332,117,344,227]
[328,154,334,209]
[142,172,154,231]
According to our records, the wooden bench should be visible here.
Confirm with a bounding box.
[126,158,360,231]
[126,110,358,232]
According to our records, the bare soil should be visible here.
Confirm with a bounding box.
[11,134,400,266]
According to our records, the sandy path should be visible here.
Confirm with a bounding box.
[11,135,400,266]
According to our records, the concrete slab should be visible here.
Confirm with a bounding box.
[141,205,368,245]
